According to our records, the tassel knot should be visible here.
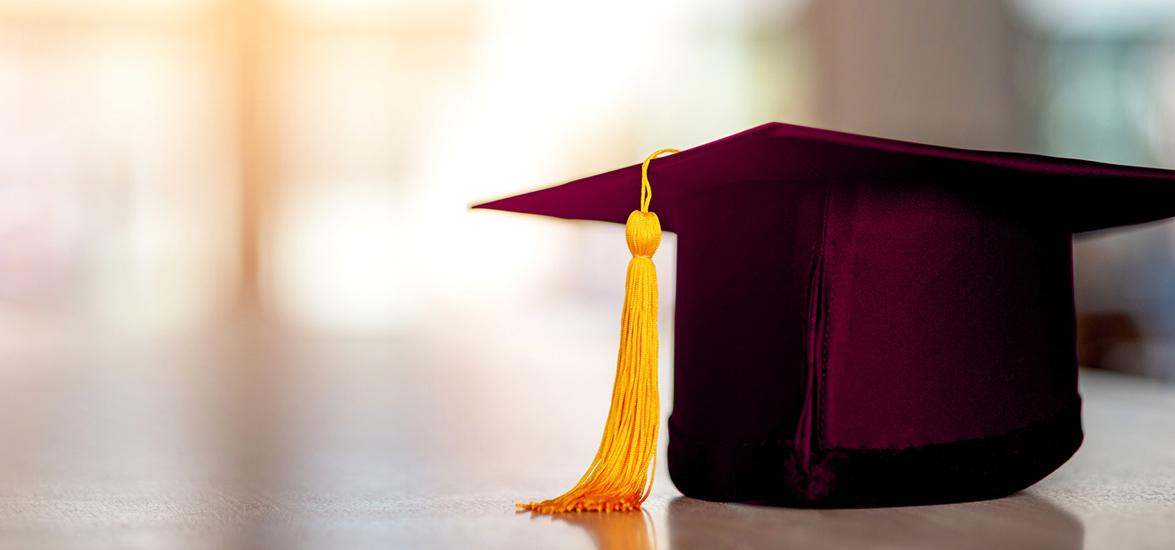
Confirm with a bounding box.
[625,211,661,257]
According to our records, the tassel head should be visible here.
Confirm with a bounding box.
[625,211,661,257]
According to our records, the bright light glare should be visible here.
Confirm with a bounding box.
[268,183,414,332]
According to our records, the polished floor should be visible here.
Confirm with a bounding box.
[1,323,1173,549]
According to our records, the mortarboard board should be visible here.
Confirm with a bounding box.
[474,122,1175,510]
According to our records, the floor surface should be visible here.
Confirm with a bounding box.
[1,325,1173,549]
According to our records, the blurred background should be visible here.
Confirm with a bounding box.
[2,0,1174,377]
[1,0,1175,547]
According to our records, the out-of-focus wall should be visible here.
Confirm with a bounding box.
[0,0,817,342]
[808,0,1025,149]
[0,1,240,346]
[1,0,1173,377]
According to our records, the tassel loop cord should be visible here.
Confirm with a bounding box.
[640,148,680,213]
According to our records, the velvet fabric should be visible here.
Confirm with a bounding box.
[474,122,1175,507]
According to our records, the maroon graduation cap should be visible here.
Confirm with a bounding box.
[475,122,1175,509]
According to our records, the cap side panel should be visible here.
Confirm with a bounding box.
[821,177,1080,450]
[666,179,827,447]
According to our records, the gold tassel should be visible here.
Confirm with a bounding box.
[519,148,678,514]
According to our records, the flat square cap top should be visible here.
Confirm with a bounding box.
[473,122,1175,233]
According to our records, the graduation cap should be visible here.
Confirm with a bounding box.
[474,122,1175,511]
